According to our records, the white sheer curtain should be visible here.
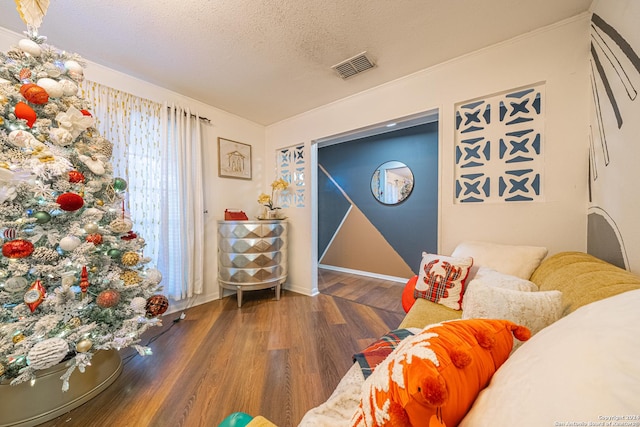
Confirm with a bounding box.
[82,82,204,301]
[81,81,163,264]
[159,104,205,300]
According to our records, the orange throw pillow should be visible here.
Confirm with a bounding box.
[401,275,418,313]
[350,319,531,427]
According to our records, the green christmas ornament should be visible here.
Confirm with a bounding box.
[113,177,128,192]
[107,248,122,259]
[34,211,51,224]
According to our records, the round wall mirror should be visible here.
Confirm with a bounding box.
[371,161,414,205]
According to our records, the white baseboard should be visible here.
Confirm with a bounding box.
[165,292,218,316]
[285,282,319,297]
[318,264,409,283]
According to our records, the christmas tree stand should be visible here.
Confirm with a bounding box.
[0,349,122,427]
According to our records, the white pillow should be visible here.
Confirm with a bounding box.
[462,284,562,347]
[472,267,539,291]
[451,240,548,279]
[460,289,640,427]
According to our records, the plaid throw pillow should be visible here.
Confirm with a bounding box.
[414,252,473,310]
[353,329,416,379]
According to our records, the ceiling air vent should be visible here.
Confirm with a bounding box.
[331,52,376,79]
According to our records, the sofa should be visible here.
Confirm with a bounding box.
[227,245,640,427]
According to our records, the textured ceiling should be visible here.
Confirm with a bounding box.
[0,0,592,125]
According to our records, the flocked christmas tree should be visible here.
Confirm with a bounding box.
[0,3,167,390]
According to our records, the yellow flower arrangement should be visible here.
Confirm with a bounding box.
[257,192,272,207]
[258,178,289,210]
[271,177,289,192]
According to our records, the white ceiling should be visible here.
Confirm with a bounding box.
[0,1,593,125]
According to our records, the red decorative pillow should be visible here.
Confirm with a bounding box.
[414,252,473,310]
[350,319,531,427]
[401,275,418,313]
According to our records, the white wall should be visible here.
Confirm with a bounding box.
[266,14,592,296]
[587,0,640,274]
[0,27,267,312]
[1,13,593,303]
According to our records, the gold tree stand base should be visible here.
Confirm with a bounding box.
[0,349,122,427]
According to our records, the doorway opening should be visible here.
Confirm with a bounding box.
[310,109,440,295]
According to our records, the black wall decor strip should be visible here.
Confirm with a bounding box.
[591,43,623,129]
[592,13,640,74]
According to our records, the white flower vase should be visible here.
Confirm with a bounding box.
[268,208,281,219]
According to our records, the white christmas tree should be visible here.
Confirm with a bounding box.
[0,14,166,390]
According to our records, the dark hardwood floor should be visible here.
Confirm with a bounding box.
[38,270,406,427]
[317,268,405,313]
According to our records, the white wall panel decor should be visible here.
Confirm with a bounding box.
[277,144,306,208]
[454,83,545,203]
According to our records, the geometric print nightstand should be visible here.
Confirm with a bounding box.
[217,220,288,307]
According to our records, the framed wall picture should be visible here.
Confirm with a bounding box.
[218,137,252,180]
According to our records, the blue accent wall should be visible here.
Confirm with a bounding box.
[318,122,439,273]
[317,170,351,256]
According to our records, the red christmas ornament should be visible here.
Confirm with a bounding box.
[19,68,31,81]
[121,230,137,241]
[19,84,33,96]
[14,102,37,127]
[68,170,85,183]
[79,265,89,295]
[56,192,84,211]
[19,83,49,105]
[80,109,92,116]
[96,289,121,308]
[145,295,169,317]
[86,233,102,245]
[24,280,46,312]
[2,239,34,258]
[3,228,16,240]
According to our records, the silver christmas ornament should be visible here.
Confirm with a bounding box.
[27,338,69,370]
[59,235,81,251]
[109,218,133,234]
[4,276,28,292]
[129,296,147,314]
[84,222,99,233]
[144,268,162,285]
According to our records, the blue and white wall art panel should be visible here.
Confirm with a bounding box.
[454,84,545,203]
[277,143,306,208]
